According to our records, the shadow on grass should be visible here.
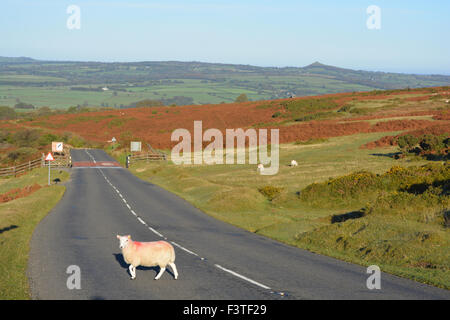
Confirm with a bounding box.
[331,210,365,224]
[113,253,175,279]
[370,152,402,159]
[0,225,18,234]
[403,179,449,195]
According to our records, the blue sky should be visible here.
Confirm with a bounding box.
[1,0,449,74]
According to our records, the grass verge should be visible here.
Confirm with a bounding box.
[0,168,69,299]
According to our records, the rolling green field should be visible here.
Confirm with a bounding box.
[0,77,374,109]
[1,58,449,109]
[121,132,449,289]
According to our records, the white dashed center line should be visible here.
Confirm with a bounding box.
[94,161,274,294]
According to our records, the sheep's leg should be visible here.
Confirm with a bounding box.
[154,266,166,280]
[168,262,178,280]
[129,265,136,280]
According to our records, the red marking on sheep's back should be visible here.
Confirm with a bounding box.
[132,240,172,252]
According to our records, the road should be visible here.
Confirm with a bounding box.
[28,149,449,300]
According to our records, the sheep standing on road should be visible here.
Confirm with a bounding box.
[290,160,298,167]
[116,235,178,280]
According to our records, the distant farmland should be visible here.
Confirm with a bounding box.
[1,58,450,109]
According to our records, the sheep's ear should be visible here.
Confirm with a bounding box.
[127,235,131,239]
[116,235,120,239]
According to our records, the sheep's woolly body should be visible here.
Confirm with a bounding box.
[122,240,175,268]
[117,235,178,280]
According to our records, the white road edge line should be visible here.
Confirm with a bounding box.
[214,264,271,290]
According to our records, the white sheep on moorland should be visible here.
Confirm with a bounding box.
[257,163,264,173]
[290,160,298,167]
[116,235,178,280]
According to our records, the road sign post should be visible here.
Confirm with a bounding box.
[45,153,55,185]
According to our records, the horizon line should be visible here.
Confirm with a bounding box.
[2,56,450,77]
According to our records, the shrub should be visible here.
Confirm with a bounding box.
[7,147,38,162]
[337,104,352,112]
[419,134,441,151]
[0,106,17,120]
[397,134,418,151]
[68,135,87,148]
[299,163,450,210]
[272,111,282,118]
[0,130,10,143]
[107,118,126,128]
[235,94,249,103]
[12,129,40,147]
[38,133,59,146]
[258,186,283,201]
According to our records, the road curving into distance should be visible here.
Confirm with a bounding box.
[28,149,450,300]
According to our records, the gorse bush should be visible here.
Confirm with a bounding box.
[397,134,418,151]
[397,133,449,160]
[419,134,441,151]
[258,185,284,201]
[299,171,380,207]
[299,163,450,209]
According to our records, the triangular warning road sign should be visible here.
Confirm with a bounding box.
[45,153,55,161]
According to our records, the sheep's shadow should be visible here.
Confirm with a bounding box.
[113,253,176,279]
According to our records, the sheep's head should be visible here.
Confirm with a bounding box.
[116,235,131,249]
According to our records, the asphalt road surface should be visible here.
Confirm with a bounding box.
[28,149,450,300]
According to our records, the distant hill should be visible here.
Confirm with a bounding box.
[0,57,449,108]
[0,56,37,63]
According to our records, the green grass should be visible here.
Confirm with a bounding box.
[0,168,69,299]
